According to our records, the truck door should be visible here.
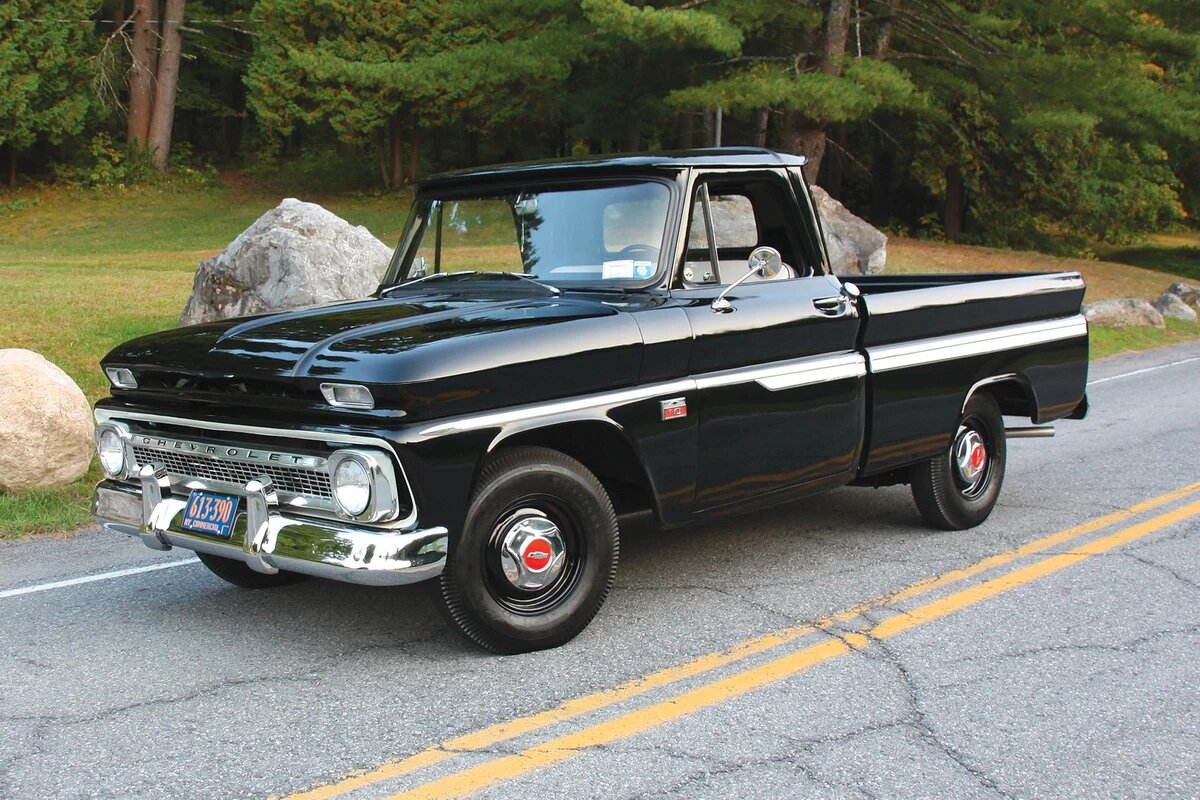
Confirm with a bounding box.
[674,170,866,513]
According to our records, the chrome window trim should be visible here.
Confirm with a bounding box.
[868,316,1087,374]
[419,352,867,437]
[93,408,419,531]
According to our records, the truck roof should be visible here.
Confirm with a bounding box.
[419,147,809,191]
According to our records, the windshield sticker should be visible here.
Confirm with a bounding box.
[633,261,654,279]
[602,260,634,279]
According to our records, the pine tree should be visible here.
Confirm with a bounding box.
[0,1,95,185]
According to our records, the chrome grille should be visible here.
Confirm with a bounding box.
[132,445,332,498]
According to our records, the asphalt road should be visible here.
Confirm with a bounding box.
[3,342,1199,800]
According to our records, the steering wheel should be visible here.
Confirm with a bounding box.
[617,244,660,262]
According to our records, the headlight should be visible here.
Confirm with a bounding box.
[332,457,372,517]
[327,449,401,523]
[96,426,126,477]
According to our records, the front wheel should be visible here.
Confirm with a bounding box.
[196,552,308,589]
[439,447,619,654]
[910,392,1007,530]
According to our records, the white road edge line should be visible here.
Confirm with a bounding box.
[0,558,200,600]
[1087,355,1200,386]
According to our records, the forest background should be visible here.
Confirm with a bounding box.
[2,0,1199,254]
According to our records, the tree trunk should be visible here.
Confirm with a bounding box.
[623,53,643,152]
[824,126,847,196]
[821,0,854,73]
[377,131,391,190]
[127,0,157,146]
[752,108,770,147]
[784,119,829,183]
[407,128,421,183]
[869,147,896,222]
[677,112,694,149]
[875,0,899,58]
[944,164,964,241]
[466,130,479,164]
[147,0,185,172]
[785,0,853,184]
[6,144,16,187]
[389,114,403,188]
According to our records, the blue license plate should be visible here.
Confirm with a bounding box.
[181,490,238,539]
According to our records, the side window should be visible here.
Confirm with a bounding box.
[680,175,813,287]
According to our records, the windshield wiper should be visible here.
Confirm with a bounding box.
[381,270,561,297]
[379,271,478,295]
[569,285,632,296]
[501,272,560,296]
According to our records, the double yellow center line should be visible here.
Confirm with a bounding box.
[288,480,1200,800]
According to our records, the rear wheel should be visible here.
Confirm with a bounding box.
[196,552,307,589]
[439,447,619,654]
[910,392,1006,530]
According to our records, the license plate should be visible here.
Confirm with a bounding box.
[181,490,238,539]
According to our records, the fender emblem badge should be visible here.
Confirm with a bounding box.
[660,397,688,421]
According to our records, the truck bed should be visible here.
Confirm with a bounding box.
[852,271,1088,477]
[852,272,1087,347]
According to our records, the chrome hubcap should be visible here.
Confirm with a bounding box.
[953,428,987,486]
[496,508,567,591]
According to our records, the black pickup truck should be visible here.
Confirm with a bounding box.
[93,148,1088,653]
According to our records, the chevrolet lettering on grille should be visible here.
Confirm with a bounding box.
[132,434,326,469]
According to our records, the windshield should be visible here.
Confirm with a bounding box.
[382,181,672,289]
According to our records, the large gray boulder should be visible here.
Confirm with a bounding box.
[1165,282,1199,308]
[1083,298,1165,329]
[1153,291,1198,322]
[809,186,888,275]
[179,198,394,326]
[0,349,93,494]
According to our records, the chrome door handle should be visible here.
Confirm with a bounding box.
[812,296,849,316]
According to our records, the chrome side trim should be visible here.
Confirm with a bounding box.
[869,316,1087,373]
[93,408,419,531]
[418,351,868,437]
[694,353,862,391]
[418,378,697,438]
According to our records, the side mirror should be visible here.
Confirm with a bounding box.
[411,256,429,278]
[711,246,783,312]
[748,246,783,280]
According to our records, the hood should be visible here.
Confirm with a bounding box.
[102,289,648,418]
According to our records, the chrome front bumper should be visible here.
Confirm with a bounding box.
[94,478,448,587]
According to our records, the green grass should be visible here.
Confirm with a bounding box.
[0,182,412,539]
[1089,318,1200,360]
[1,183,1198,539]
[1096,231,1200,284]
[0,467,98,539]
